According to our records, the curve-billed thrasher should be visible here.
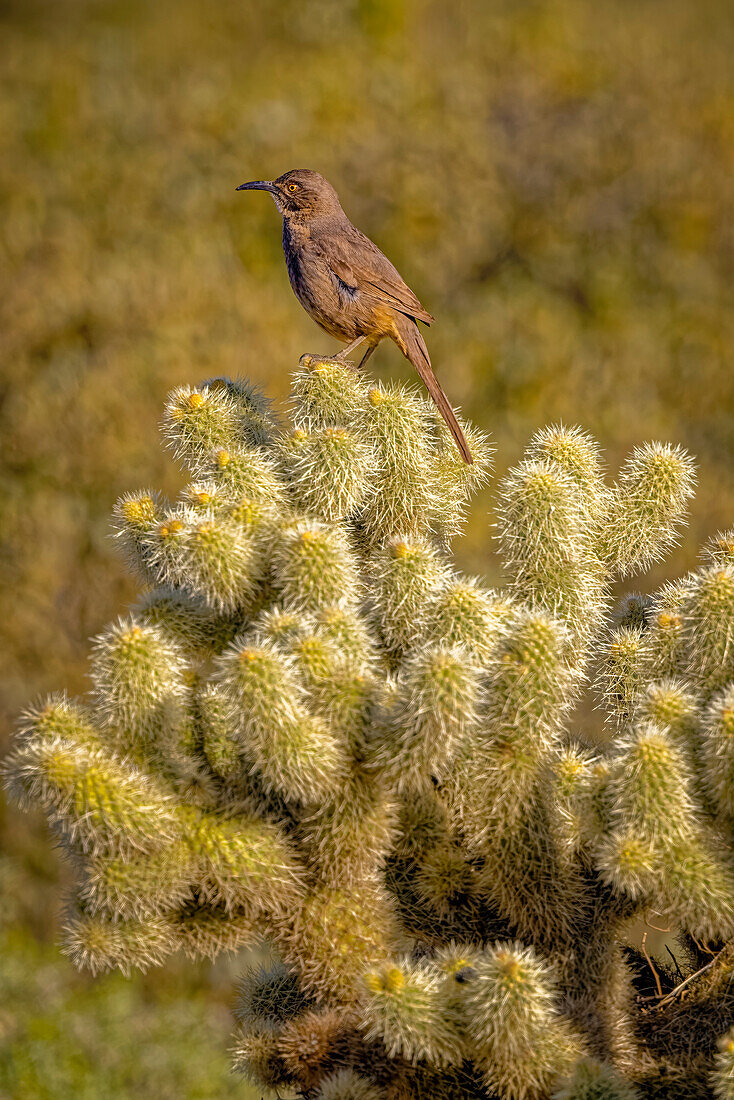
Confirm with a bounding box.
[236,169,473,463]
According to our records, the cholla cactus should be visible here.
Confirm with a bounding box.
[7,357,734,1098]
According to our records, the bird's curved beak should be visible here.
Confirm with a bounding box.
[235,180,278,194]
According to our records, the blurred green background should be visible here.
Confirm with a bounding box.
[2,0,734,1094]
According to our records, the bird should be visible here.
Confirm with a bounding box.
[236,169,473,464]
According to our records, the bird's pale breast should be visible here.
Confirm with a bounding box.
[282,223,387,343]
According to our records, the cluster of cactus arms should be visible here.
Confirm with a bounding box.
[10,355,734,1100]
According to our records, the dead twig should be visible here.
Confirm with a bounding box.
[641,930,663,999]
[654,946,728,1009]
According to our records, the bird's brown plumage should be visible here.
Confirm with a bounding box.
[236,168,472,463]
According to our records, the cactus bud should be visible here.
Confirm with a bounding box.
[80,839,199,919]
[292,355,369,430]
[526,425,604,501]
[637,680,698,757]
[606,723,697,845]
[315,604,376,666]
[4,735,181,856]
[702,528,734,569]
[278,1009,348,1090]
[594,830,660,899]
[644,579,690,679]
[234,961,309,1027]
[497,459,585,574]
[681,565,734,699]
[551,747,600,857]
[111,489,162,579]
[422,579,513,664]
[177,513,264,613]
[62,911,177,976]
[496,458,604,648]
[195,444,285,512]
[216,639,346,803]
[595,626,646,727]
[182,809,303,916]
[700,686,734,819]
[359,959,463,1066]
[280,425,374,521]
[90,616,187,743]
[273,519,359,613]
[552,1058,639,1099]
[359,383,437,546]
[162,384,244,467]
[200,375,277,448]
[231,1025,293,1090]
[198,682,241,779]
[216,640,302,734]
[313,1069,384,1100]
[370,645,480,791]
[12,694,101,753]
[601,442,696,576]
[465,943,582,1098]
[489,610,576,736]
[367,535,452,654]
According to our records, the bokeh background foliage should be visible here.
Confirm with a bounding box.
[2,0,734,1095]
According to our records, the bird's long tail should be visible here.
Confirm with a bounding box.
[397,320,473,464]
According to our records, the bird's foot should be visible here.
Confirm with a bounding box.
[299,353,358,373]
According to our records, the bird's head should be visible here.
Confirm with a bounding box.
[236,169,343,220]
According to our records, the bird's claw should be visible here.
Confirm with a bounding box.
[299,353,358,373]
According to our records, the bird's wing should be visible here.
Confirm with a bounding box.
[327,257,359,294]
[361,271,435,326]
[317,227,435,326]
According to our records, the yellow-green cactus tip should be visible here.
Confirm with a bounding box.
[384,966,405,992]
[365,971,383,993]
[497,953,524,983]
[122,496,155,524]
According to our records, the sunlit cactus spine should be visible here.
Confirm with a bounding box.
[7,352,734,1099]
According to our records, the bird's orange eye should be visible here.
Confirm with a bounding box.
[287,183,298,192]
